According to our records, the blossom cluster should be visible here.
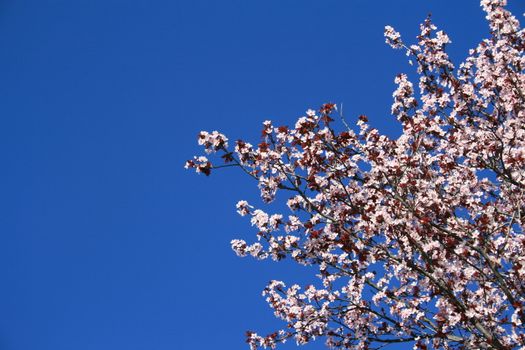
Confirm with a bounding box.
[187,1,525,349]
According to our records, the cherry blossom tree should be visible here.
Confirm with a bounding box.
[186,1,525,348]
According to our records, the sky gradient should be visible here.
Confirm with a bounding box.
[1,1,524,349]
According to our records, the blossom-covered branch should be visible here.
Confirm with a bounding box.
[186,0,525,348]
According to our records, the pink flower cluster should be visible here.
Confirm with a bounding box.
[197,131,228,153]
[187,1,525,349]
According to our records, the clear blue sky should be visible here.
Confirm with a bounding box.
[0,1,523,350]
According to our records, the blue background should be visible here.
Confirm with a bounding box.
[0,1,523,349]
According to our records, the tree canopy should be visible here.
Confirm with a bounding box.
[187,1,525,348]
